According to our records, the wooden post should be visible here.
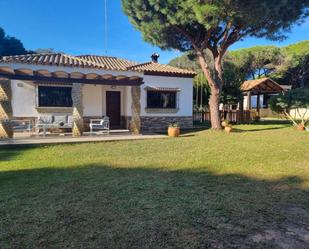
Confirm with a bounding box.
[256,93,261,118]
[247,92,251,110]
[72,83,84,137]
[0,78,13,139]
[130,86,141,134]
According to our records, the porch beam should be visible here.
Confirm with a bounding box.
[72,83,84,137]
[0,78,13,139]
[0,73,143,86]
[256,93,261,117]
[130,86,141,135]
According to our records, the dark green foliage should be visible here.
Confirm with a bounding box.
[269,88,309,125]
[0,27,27,56]
[227,46,283,79]
[122,0,308,128]
[274,41,309,88]
[122,0,309,52]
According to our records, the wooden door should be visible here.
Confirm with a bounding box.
[106,91,121,128]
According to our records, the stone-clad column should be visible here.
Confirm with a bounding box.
[72,83,84,137]
[0,78,13,139]
[130,85,141,135]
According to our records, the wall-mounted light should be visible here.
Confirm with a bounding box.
[111,85,116,89]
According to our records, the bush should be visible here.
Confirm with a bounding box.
[269,88,309,127]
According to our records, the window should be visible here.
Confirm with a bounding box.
[38,86,72,107]
[147,91,177,109]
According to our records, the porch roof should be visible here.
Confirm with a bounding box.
[0,57,143,86]
[241,78,284,94]
[0,53,196,78]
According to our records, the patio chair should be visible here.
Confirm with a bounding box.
[89,117,110,135]
[36,115,73,136]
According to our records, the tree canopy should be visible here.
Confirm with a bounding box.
[122,0,309,129]
[0,27,27,56]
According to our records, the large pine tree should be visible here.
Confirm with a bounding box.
[122,0,309,129]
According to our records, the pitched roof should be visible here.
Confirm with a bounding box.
[241,78,284,93]
[0,53,196,77]
[127,62,196,77]
[0,53,105,69]
[77,55,138,71]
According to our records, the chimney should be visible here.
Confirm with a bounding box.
[151,53,159,63]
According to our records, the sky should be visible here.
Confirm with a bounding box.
[0,0,308,64]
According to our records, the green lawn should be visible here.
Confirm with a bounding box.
[1,122,308,248]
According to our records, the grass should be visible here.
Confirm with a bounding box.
[0,121,308,248]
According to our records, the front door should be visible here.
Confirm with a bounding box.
[106,91,121,128]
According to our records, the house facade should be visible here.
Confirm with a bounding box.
[0,53,195,137]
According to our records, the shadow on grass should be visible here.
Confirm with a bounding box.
[0,148,31,162]
[232,126,288,133]
[0,165,308,249]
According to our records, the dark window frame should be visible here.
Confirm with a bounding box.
[38,85,73,107]
[146,90,177,109]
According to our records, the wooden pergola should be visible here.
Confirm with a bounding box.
[0,66,143,139]
[240,78,284,117]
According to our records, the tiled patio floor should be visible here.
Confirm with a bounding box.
[0,130,167,147]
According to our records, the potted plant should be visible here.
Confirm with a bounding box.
[168,122,180,137]
[224,124,233,133]
[221,119,229,128]
[296,124,305,131]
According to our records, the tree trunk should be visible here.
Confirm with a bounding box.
[0,79,13,139]
[209,85,222,129]
[197,51,223,130]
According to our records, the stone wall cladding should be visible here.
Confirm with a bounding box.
[140,116,193,132]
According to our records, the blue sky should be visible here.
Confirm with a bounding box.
[0,0,308,64]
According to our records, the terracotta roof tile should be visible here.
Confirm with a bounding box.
[77,55,137,71]
[241,78,284,92]
[0,53,105,69]
[127,62,196,77]
[0,53,196,77]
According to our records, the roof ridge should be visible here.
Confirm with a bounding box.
[127,61,153,69]
[78,54,117,59]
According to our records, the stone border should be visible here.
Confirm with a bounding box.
[140,116,193,131]
[145,108,179,114]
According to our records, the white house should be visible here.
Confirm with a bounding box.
[0,53,195,137]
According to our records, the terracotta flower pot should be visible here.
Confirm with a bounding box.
[221,121,229,127]
[168,127,180,137]
[296,125,305,131]
[224,126,232,133]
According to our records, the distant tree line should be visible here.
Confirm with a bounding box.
[169,41,309,109]
[0,27,56,57]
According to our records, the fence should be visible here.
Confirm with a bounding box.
[193,110,256,124]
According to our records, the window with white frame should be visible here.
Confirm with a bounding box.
[147,90,177,109]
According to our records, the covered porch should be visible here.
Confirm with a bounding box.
[241,78,284,118]
[0,65,144,139]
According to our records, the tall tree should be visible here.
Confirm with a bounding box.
[122,0,309,129]
[0,27,27,56]
[227,46,283,80]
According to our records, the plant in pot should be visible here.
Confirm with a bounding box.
[168,122,180,137]
[224,124,233,133]
[221,119,229,128]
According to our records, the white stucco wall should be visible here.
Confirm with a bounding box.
[7,63,193,119]
[11,80,39,117]
[290,108,309,119]
[141,75,193,117]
